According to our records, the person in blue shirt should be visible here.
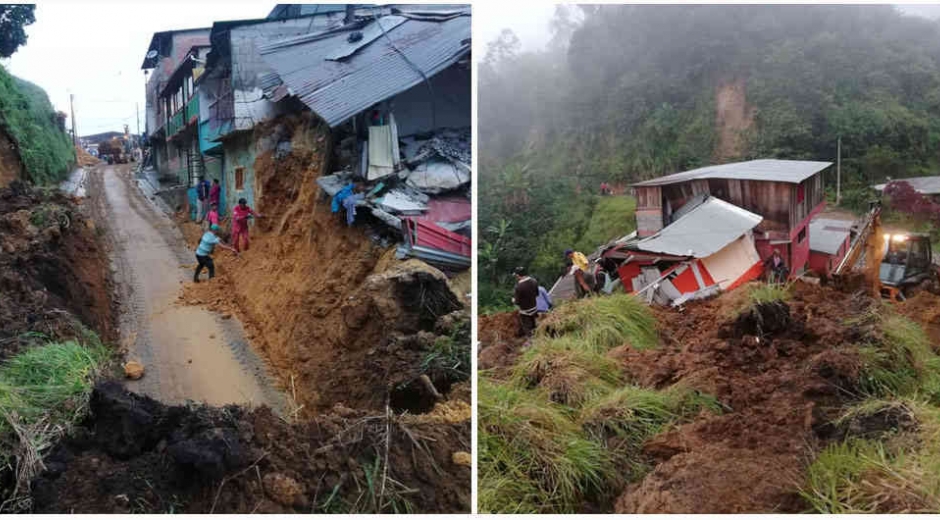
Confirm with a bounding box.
[194,224,237,283]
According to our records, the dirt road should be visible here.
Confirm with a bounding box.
[87,164,285,411]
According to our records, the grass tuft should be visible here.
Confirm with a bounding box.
[477,378,616,513]
[510,336,622,406]
[537,293,658,351]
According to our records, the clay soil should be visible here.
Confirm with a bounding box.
[611,282,877,513]
[477,311,528,376]
[31,381,470,514]
[0,180,115,357]
[175,114,467,417]
[478,282,895,513]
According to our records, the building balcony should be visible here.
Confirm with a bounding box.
[167,95,200,139]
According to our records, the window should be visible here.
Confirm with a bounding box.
[798,227,806,243]
[186,75,194,101]
[797,184,805,204]
[235,167,245,191]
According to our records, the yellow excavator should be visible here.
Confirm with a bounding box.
[833,201,940,301]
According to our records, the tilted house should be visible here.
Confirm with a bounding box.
[632,159,832,275]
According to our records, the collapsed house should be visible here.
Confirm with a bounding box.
[552,159,834,305]
[808,217,853,277]
[140,4,470,270]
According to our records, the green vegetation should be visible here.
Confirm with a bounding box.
[802,306,940,513]
[538,293,658,351]
[478,295,721,513]
[802,401,940,513]
[0,330,110,506]
[480,5,940,309]
[0,65,75,185]
[857,311,940,401]
[575,196,637,255]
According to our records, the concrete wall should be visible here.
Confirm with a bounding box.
[389,63,471,136]
[222,132,257,215]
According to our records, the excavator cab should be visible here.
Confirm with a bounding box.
[879,233,934,300]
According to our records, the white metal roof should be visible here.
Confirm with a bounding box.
[809,218,852,255]
[633,159,832,187]
[631,197,763,258]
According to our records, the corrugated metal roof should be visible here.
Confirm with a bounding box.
[872,176,940,195]
[257,12,470,127]
[631,197,763,258]
[809,218,852,255]
[633,159,832,187]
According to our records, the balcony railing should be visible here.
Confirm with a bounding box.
[166,95,200,138]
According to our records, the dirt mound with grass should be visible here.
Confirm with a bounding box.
[478,311,527,373]
[0,181,114,357]
[610,283,905,513]
[31,381,469,513]
[896,291,940,348]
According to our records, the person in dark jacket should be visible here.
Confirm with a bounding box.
[512,266,539,336]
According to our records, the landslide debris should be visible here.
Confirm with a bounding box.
[478,281,940,513]
[31,381,470,514]
[0,180,114,357]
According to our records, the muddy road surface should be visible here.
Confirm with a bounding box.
[87,164,285,410]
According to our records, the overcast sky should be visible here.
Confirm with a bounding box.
[2,2,273,137]
[4,2,939,136]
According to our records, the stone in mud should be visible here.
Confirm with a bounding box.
[262,473,308,508]
[123,361,144,380]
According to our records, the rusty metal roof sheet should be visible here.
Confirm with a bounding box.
[631,196,763,258]
[257,11,470,127]
[633,159,832,187]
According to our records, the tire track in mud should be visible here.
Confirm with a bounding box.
[86,165,286,412]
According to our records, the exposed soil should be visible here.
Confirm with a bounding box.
[0,129,22,189]
[608,282,875,513]
[477,311,528,376]
[85,163,283,409]
[714,78,755,161]
[175,114,467,417]
[0,180,114,357]
[31,381,470,513]
[897,291,940,349]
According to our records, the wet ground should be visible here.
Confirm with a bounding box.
[88,164,285,410]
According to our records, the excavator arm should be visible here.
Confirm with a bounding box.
[833,201,883,296]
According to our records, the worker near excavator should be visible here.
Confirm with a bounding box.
[194,224,237,283]
[565,249,596,298]
[231,198,263,253]
[512,266,540,336]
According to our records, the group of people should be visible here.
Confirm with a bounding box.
[599,182,614,195]
[193,178,264,283]
[512,248,600,336]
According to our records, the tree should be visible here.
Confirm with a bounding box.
[0,5,36,58]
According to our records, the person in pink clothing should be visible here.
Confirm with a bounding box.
[204,202,221,230]
[208,179,221,207]
[231,197,262,252]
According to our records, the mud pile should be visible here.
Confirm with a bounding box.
[0,181,114,356]
[178,114,468,416]
[477,311,527,374]
[74,146,99,167]
[31,381,469,513]
[160,113,470,512]
[609,283,873,513]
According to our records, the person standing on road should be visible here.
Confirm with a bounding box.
[196,178,211,223]
[512,266,540,336]
[231,197,262,253]
[194,224,237,283]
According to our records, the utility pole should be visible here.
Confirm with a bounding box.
[836,136,842,206]
[69,93,77,146]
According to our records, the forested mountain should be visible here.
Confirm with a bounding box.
[479,5,940,309]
